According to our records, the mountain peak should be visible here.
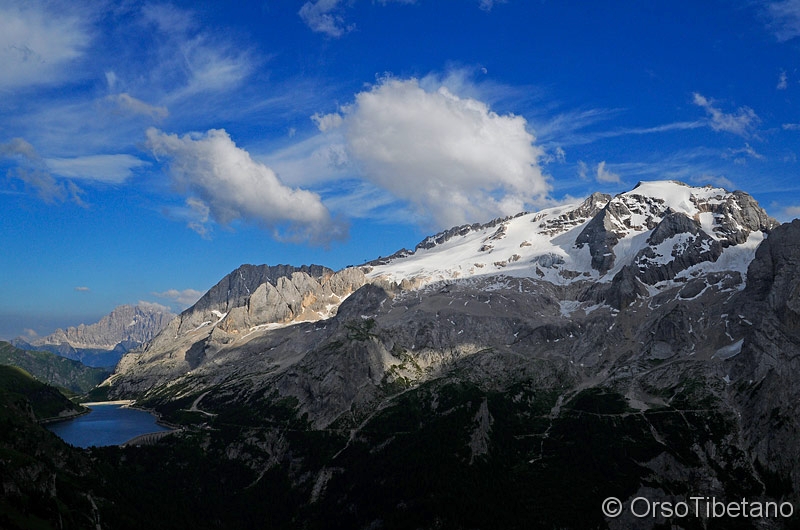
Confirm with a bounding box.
[365,180,777,290]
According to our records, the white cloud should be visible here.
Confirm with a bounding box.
[74,286,90,292]
[722,143,765,164]
[339,77,549,227]
[311,112,344,132]
[595,161,620,183]
[138,4,255,102]
[577,160,589,180]
[105,71,117,90]
[145,128,342,243]
[783,123,800,130]
[0,2,91,90]
[778,70,789,90]
[152,289,204,309]
[46,154,148,183]
[259,133,352,187]
[692,92,760,137]
[299,0,352,37]
[542,146,567,164]
[107,93,168,120]
[765,0,800,41]
[185,197,212,238]
[298,0,419,37]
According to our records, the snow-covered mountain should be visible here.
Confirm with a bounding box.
[366,180,775,290]
[96,180,800,527]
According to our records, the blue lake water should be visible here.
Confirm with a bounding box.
[46,403,171,448]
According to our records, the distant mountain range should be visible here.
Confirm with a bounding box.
[14,303,174,368]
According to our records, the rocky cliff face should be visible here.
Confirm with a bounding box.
[110,265,367,394]
[726,219,800,491]
[31,304,174,351]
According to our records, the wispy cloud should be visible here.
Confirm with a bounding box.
[0,138,83,204]
[783,123,800,130]
[478,0,508,12]
[595,161,621,183]
[74,286,90,292]
[106,93,168,120]
[0,2,91,90]
[778,70,789,90]
[692,92,760,137]
[146,128,344,244]
[765,0,800,42]
[299,0,353,38]
[722,143,765,164]
[46,154,148,184]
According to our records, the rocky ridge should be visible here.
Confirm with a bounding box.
[27,303,174,352]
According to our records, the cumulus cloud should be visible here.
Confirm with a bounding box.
[334,77,548,227]
[765,0,800,41]
[152,288,204,308]
[312,112,344,132]
[692,93,760,137]
[595,161,620,183]
[0,2,91,90]
[146,127,342,243]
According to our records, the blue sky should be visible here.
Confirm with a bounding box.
[1,0,800,339]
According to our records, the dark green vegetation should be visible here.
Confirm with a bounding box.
[3,360,794,529]
[0,366,97,529]
[0,341,111,394]
[0,365,84,420]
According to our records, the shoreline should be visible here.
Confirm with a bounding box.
[80,400,136,406]
[38,407,91,425]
